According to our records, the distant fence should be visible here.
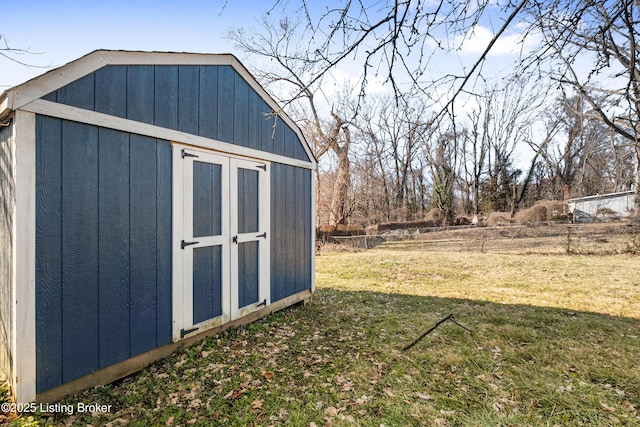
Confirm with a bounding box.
[322,222,640,255]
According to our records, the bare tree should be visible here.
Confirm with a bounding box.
[230,1,640,225]
[526,0,640,213]
[0,35,48,72]
[426,127,460,225]
[458,79,543,214]
[228,17,358,225]
[352,96,433,222]
[460,110,488,215]
[259,0,533,113]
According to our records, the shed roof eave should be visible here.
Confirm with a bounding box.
[0,90,12,123]
[566,190,635,203]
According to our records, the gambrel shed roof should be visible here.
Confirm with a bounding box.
[0,49,316,169]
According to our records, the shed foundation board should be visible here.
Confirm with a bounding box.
[35,289,312,404]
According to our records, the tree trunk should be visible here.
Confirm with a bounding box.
[330,131,352,225]
[634,145,640,220]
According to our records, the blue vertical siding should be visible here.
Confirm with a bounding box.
[198,66,219,139]
[238,241,259,308]
[0,123,14,384]
[273,118,286,157]
[192,161,223,324]
[58,73,95,111]
[259,99,275,154]
[233,73,250,147]
[35,116,172,393]
[155,141,173,346]
[60,120,100,383]
[178,66,199,134]
[35,116,63,392]
[193,162,222,238]
[154,66,179,129]
[44,64,311,163]
[237,168,259,233]
[284,165,296,297]
[247,91,262,151]
[270,163,286,302]
[97,128,131,368]
[95,66,127,118]
[127,66,155,123]
[192,246,222,324]
[270,163,312,302]
[129,135,159,357]
[217,66,235,143]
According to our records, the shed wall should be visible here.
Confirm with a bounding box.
[35,116,172,393]
[42,65,310,163]
[571,192,635,221]
[271,163,313,301]
[0,122,13,382]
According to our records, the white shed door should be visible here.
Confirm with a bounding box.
[173,148,270,341]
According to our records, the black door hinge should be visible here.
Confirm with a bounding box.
[256,232,267,239]
[256,299,267,307]
[182,149,199,158]
[256,163,267,171]
[181,240,199,249]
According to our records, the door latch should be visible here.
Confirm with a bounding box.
[232,235,238,244]
[181,240,199,249]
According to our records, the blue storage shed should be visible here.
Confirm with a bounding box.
[0,50,316,403]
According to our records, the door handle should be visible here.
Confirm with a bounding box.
[233,233,265,243]
[181,240,199,249]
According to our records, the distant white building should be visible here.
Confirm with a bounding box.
[567,190,635,222]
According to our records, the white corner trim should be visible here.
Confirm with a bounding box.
[20,99,317,171]
[171,146,185,342]
[13,110,36,403]
[311,170,317,293]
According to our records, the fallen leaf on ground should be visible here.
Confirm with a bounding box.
[601,402,616,413]
[416,392,432,401]
[325,406,338,417]
[263,371,275,379]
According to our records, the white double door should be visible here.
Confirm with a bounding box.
[173,147,270,341]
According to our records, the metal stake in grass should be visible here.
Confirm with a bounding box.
[402,314,473,351]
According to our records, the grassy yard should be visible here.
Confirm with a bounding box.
[4,246,640,426]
